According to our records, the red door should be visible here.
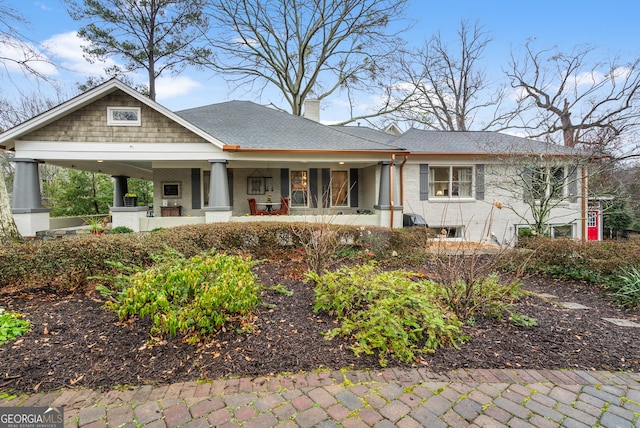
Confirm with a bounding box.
[587,210,599,241]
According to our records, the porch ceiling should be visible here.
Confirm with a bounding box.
[46,160,153,180]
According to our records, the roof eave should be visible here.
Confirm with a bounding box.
[222,147,409,154]
[0,79,226,149]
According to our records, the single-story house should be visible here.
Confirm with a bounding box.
[0,79,594,242]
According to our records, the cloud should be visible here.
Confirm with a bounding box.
[41,31,116,76]
[35,1,53,11]
[0,35,58,76]
[156,76,202,100]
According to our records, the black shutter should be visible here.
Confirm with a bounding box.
[350,168,359,208]
[420,164,429,200]
[191,168,201,209]
[309,168,318,208]
[322,168,330,208]
[475,164,485,200]
[523,167,533,201]
[280,168,289,198]
[228,168,233,206]
[568,166,578,203]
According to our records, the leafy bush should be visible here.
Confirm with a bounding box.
[109,226,134,234]
[605,266,640,309]
[0,308,31,345]
[309,262,462,367]
[438,273,526,321]
[97,249,261,342]
[508,237,640,280]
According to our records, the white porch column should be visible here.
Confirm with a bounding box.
[205,159,232,223]
[11,158,50,237]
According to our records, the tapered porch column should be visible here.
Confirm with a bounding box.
[205,159,232,223]
[112,175,129,207]
[374,160,403,228]
[11,158,50,237]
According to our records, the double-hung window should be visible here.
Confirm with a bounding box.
[430,166,473,198]
[531,166,565,200]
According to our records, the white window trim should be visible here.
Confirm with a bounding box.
[107,106,141,126]
[516,223,575,238]
[430,165,475,200]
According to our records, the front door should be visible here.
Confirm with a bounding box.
[587,210,599,241]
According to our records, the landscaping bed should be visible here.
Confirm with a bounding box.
[1,259,639,394]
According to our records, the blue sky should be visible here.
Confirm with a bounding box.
[4,0,640,123]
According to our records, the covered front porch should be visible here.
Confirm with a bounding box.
[11,156,405,236]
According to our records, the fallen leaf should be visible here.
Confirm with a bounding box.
[69,375,84,385]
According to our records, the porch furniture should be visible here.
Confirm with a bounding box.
[161,205,182,217]
[270,197,290,215]
[248,198,269,215]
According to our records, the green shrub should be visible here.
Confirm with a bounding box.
[0,308,31,345]
[309,262,462,367]
[98,249,261,342]
[605,266,640,309]
[109,226,134,234]
[509,237,640,280]
[439,273,526,321]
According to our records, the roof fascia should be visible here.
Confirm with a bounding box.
[0,79,226,149]
[406,152,582,158]
[223,147,409,155]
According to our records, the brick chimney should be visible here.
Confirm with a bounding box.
[303,99,320,122]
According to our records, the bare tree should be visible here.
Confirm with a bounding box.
[203,0,409,119]
[67,0,212,100]
[507,41,640,154]
[490,143,593,238]
[0,2,53,82]
[0,2,59,244]
[393,20,514,131]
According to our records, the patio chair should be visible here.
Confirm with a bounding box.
[247,198,269,215]
[270,197,290,215]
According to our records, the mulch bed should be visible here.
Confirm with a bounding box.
[1,260,639,394]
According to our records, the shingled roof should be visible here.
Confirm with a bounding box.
[175,101,402,151]
[394,128,577,156]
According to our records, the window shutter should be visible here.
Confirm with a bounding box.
[568,166,578,203]
[523,167,533,201]
[419,164,429,200]
[228,169,233,204]
[475,164,485,200]
[350,168,359,208]
[322,168,330,208]
[309,169,318,208]
[280,168,289,198]
[191,168,201,209]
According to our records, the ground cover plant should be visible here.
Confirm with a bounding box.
[309,262,463,366]
[0,223,639,393]
[0,308,30,346]
[97,249,261,342]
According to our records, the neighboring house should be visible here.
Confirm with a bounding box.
[0,79,591,242]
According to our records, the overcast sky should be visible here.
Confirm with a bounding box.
[4,0,640,123]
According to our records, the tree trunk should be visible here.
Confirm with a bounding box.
[0,176,23,245]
